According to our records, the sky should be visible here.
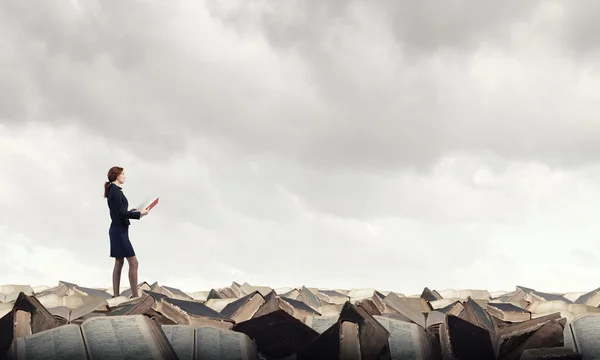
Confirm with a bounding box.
[2,0,600,296]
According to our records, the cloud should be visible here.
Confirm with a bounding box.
[205,1,600,170]
[205,1,540,54]
[0,0,599,173]
[558,1,600,55]
[570,248,600,267]
[2,1,600,294]
[0,230,108,288]
[2,123,600,294]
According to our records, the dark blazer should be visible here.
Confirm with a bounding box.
[107,183,141,227]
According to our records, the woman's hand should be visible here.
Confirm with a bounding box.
[141,209,150,217]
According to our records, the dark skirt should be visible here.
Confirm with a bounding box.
[109,225,136,258]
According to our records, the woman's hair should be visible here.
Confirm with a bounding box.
[104,166,124,198]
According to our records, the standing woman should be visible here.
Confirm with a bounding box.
[104,166,150,298]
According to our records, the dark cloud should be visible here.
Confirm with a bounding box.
[205,1,539,54]
[559,1,600,55]
[2,0,600,173]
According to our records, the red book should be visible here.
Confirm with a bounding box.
[133,197,159,212]
[145,197,159,211]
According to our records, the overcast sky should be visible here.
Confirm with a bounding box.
[2,1,600,296]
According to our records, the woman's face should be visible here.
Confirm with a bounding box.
[117,171,126,184]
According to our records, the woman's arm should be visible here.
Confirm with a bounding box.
[108,189,141,220]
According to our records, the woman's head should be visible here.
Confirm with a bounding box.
[104,166,125,197]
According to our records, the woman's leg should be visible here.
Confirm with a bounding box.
[112,257,125,297]
[126,256,139,297]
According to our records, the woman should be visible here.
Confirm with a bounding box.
[104,166,150,298]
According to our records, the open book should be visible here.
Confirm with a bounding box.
[564,312,600,359]
[133,197,159,212]
[8,314,177,359]
[374,315,437,360]
[161,324,258,360]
